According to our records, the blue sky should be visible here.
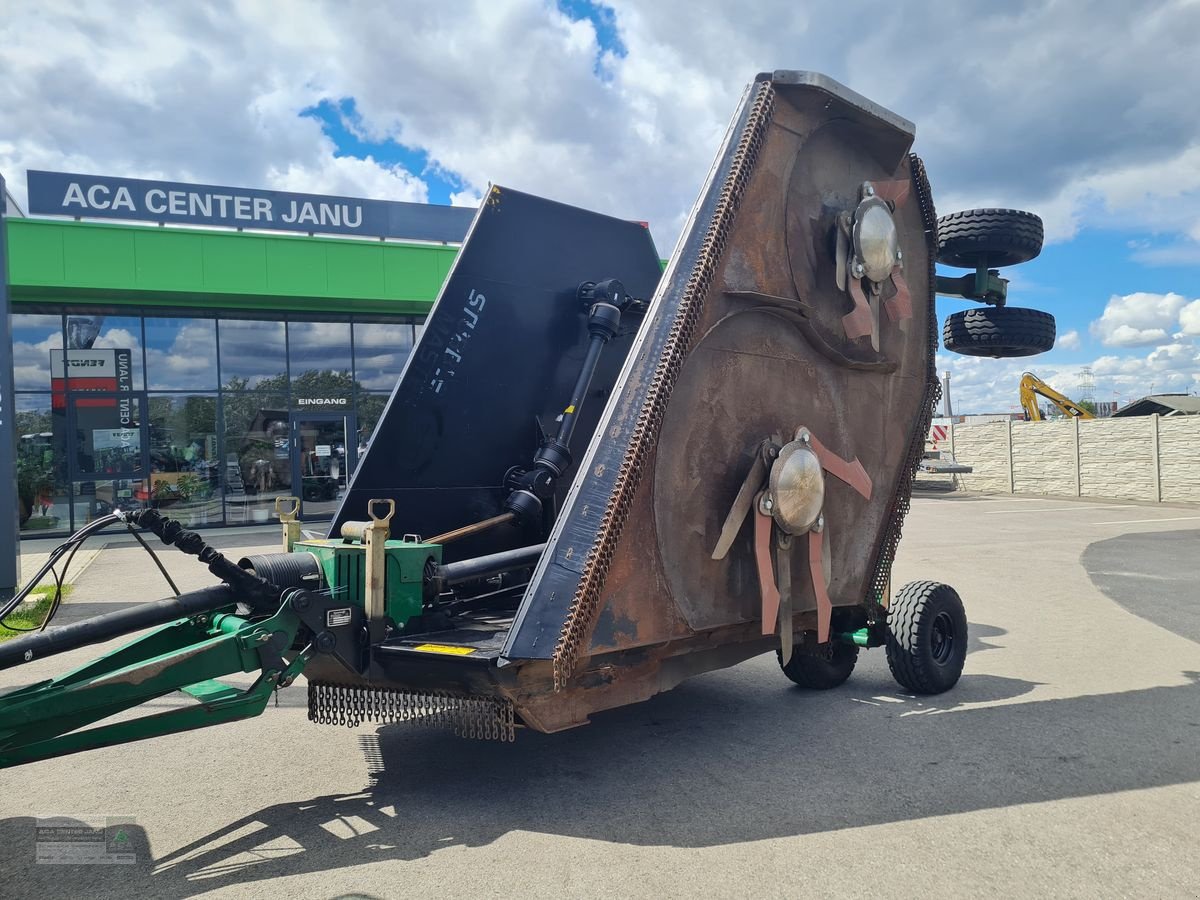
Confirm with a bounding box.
[3,0,1198,412]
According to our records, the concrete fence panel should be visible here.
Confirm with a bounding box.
[1078,418,1157,501]
[1158,416,1200,503]
[947,415,1199,504]
[1011,420,1075,496]
[951,421,1010,494]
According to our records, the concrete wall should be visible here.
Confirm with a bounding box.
[950,415,1200,503]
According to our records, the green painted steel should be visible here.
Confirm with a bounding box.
[6,218,457,315]
[0,605,306,767]
[296,538,441,628]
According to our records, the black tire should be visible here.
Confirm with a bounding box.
[937,208,1044,268]
[943,306,1055,358]
[777,642,859,689]
[886,581,968,694]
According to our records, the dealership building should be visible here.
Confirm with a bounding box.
[1,170,474,544]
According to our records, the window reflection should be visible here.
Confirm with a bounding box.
[63,313,143,391]
[289,320,352,380]
[219,318,286,389]
[145,317,217,390]
[353,320,413,390]
[11,313,63,391]
[222,392,290,523]
[15,394,68,533]
[147,394,219,525]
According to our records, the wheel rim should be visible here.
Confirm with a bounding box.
[930,611,955,665]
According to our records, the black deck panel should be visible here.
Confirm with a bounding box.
[331,187,663,563]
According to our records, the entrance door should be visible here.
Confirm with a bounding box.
[291,413,355,519]
[67,392,149,524]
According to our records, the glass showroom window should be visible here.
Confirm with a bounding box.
[145,317,217,390]
[11,313,63,391]
[149,394,220,527]
[64,311,144,391]
[222,391,289,524]
[15,393,69,534]
[218,318,286,390]
[288,319,354,400]
[353,319,414,392]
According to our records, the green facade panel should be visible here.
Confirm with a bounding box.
[5,218,459,316]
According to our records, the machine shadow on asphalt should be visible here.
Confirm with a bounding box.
[5,667,1196,896]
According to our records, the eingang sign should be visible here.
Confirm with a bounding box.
[26,170,475,243]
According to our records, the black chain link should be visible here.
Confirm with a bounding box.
[308,681,516,741]
[552,80,777,688]
[866,153,942,614]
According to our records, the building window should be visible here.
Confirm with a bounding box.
[218,318,286,389]
[288,319,354,400]
[145,317,217,390]
[222,391,289,523]
[11,313,63,391]
[15,394,68,534]
[353,320,413,391]
[148,394,220,526]
[64,313,144,391]
[9,304,421,535]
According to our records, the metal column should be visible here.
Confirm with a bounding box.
[0,173,21,600]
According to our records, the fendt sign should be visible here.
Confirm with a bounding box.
[26,170,474,243]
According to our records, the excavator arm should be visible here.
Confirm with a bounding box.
[1019,372,1095,421]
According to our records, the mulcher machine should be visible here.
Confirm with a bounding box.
[0,72,1053,766]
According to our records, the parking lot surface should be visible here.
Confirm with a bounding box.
[2,493,1198,899]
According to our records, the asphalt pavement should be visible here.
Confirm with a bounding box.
[0,493,1197,899]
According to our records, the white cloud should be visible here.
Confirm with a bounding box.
[4,1,1200,254]
[940,331,1200,414]
[1089,292,1189,347]
[1179,299,1200,336]
[1056,330,1080,351]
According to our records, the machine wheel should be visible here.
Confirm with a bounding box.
[886,581,968,694]
[943,306,1055,358]
[777,642,859,689]
[936,208,1044,268]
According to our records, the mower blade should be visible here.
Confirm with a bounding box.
[809,528,832,644]
[885,269,913,322]
[754,506,780,636]
[711,453,767,560]
[777,540,794,665]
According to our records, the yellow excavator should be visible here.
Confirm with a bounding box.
[1019,372,1095,421]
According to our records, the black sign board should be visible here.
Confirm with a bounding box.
[26,170,474,243]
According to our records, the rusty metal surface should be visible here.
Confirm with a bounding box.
[511,71,932,694]
[339,72,941,736]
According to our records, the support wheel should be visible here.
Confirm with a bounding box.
[777,642,859,690]
[886,581,967,694]
[937,208,1044,268]
[943,306,1055,358]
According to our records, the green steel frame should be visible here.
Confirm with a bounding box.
[0,603,309,767]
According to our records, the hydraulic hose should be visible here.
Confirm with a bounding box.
[0,584,235,671]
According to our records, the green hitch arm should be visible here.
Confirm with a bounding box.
[0,604,310,769]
